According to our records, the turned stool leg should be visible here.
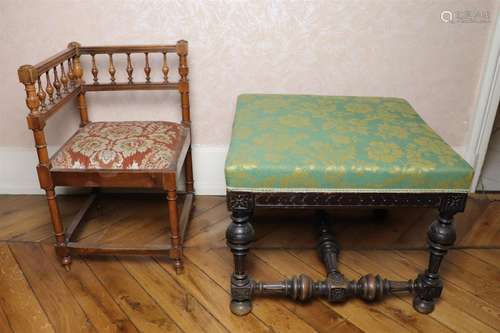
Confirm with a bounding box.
[226,210,255,316]
[413,208,457,313]
[45,188,71,270]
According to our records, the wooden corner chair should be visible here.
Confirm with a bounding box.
[17,40,194,273]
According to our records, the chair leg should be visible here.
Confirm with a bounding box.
[45,188,71,270]
[167,185,183,274]
[184,147,194,193]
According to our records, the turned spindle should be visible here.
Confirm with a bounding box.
[67,59,75,87]
[45,72,54,104]
[53,67,61,99]
[144,52,151,83]
[108,53,116,83]
[162,52,169,82]
[252,274,415,303]
[73,56,83,85]
[316,211,340,278]
[60,63,68,93]
[127,53,133,83]
[176,40,190,125]
[37,77,47,111]
[91,54,99,84]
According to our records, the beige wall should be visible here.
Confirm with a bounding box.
[0,0,497,151]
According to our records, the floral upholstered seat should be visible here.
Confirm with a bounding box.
[225,94,473,193]
[51,121,188,171]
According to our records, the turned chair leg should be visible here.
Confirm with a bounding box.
[413,208,457,314]
[167,183,183,274]
[184,148,194,193]
[226,210,255,316]
[45,188,71,270]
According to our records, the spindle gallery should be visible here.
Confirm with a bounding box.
[17,41,194,273]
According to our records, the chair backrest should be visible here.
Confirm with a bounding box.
[18,40,190,129]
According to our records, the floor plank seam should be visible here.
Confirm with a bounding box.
[248,250,359,333]
[116,256,187,333]
[350,251,457,333]
[6,244,58,333]
[37,244,101,333]
[0,302,14,333]
[162,254,277,333]
[150,256,233,333]
[84,256,153,333]
[45,243,142,333]
[299,248,453,332]
[393,251,500,332]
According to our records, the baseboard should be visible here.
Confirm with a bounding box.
[191,144,228,195]
[0,145,228,195]
[0,146,50,195]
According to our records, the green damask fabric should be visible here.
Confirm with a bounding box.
[225,94,473,193]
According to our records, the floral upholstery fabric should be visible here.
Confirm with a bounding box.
[51,121,186,170]
[225,94,473,193]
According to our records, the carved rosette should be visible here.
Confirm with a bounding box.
[227,192,255,211]
[439,193,467,216]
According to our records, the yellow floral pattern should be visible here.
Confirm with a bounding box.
[225,94,473,192]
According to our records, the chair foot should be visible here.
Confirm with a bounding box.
[413,295,435,314]
[174,258,183,274]
[62,255,72,271]
[230,299,252,316]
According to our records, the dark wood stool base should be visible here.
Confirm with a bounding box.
[226,191,466,316]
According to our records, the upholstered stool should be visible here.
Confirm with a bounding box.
[224,94,473,315]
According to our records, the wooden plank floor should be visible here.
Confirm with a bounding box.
[0,194,499,332]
